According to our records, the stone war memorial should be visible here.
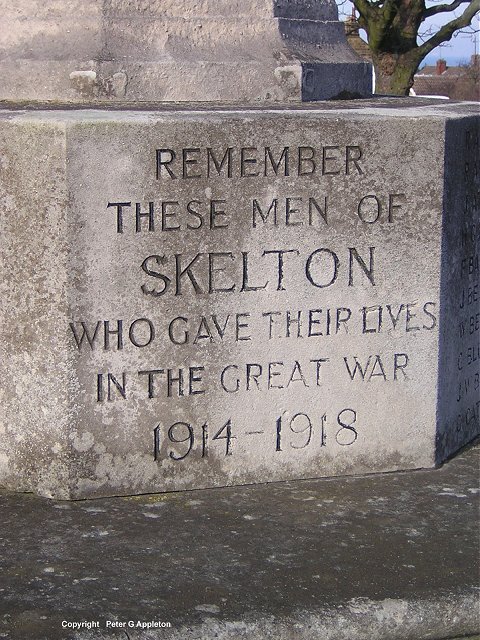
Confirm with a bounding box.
[0,0,479,501]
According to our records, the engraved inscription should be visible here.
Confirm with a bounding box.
[67,131,457,482]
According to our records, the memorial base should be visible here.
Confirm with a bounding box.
[0,99,478,499]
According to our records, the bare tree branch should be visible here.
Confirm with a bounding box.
[424,0,471,19]
[344,0,480,94]
[417,0,480,58]
[352,0,379,21]
[382,0,399,27]
[354,0,399,47]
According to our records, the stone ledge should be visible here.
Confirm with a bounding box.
[0,442,478,639]
[0,96,477,112]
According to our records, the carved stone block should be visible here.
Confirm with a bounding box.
[0,100,478,498]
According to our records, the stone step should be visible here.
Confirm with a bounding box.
[0,57,370,102]
[0,0,371,103]
[102,0,339,20]
[0,16,348,60]
[0,441,478,639]
[2,0,340,21]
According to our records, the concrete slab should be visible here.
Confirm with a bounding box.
[0,441,478,640]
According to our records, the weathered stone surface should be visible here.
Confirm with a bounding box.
[0,100,479,499]
[0,0,371,102]
[0,441,478,639]
[436,120,480,463]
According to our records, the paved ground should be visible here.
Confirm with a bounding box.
[0,443,479,640]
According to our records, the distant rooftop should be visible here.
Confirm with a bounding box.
[414,55,479,101]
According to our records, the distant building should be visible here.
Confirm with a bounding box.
[344,9,372,62]
[414,55,480,101]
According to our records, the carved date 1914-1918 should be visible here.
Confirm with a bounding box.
[153,409,359,462]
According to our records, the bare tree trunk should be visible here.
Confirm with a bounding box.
[372,52,419,96]
[354,0,480,96]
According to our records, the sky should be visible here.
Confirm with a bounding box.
[336,1,479,66]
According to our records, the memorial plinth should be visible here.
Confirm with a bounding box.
[0,0,371,102]
[0,100,478,499]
